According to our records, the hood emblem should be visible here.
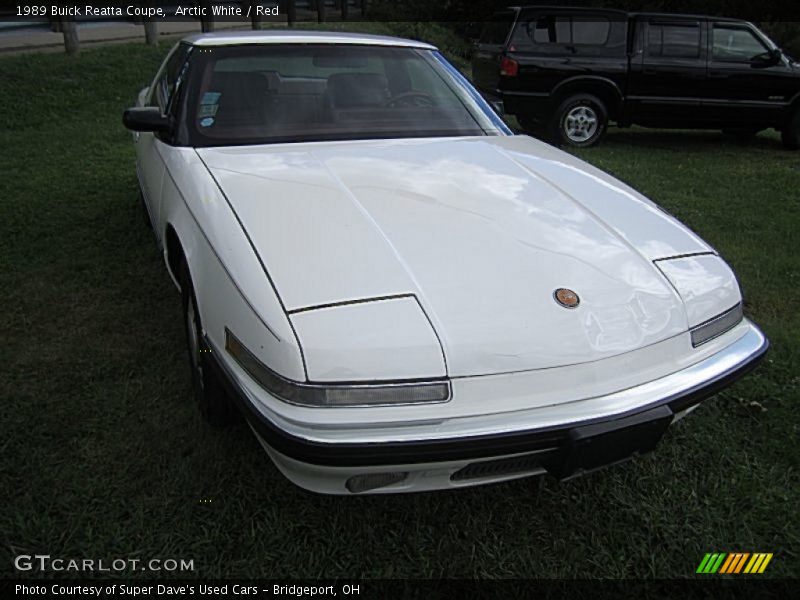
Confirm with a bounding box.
[554,288,580,309]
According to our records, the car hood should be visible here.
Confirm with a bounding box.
[197,136,712,377]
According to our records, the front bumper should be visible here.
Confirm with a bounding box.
[208,320,768,494]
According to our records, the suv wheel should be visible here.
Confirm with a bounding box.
[180,261,236,426]
[552,94,608,148]
[781,109,800,150]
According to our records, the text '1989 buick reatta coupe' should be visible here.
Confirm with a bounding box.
[123,31,767,494]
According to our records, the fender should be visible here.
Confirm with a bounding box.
[159,147,307,382]
[550,75,624,102]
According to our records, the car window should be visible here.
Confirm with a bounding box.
[150,43,191,113]
[647,23,701,58]
[712,26,768,61]
[184,44,504,146]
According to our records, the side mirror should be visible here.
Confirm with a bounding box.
[751,48,782,67]
[122,106,170,133]
[490,100,505,116]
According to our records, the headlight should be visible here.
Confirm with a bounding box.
[225,328,451,407]
[656,254,741,328]
[690,303,744,347]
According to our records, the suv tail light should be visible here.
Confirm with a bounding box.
[500,56,519,77]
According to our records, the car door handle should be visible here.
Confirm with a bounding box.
[708,71,729,78]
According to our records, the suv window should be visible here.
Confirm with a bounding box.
[712,26,768,61]
[647,23,701,58]
[528,16,611,45]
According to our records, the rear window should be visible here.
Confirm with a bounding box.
[479,12,515,45]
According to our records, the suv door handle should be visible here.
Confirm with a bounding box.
[708,71,729,78]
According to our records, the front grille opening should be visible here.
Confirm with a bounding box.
[451,453,545,482]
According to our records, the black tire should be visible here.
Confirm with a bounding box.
[781,109,800,150]
[550,94,608,148]
[179,261,236,426]
[138,190,152,230]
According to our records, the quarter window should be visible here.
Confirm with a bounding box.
[150,43,191,113]
[647,23,701,58]
[528,16,610,46]
[712,26,768,61]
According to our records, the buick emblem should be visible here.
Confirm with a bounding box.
[554,288,580,309]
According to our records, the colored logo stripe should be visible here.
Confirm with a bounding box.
[744,553,773,574]
[720,553,750,574]
[696,553,726,573]
[697,552,773,574]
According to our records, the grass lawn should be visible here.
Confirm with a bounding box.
[1,37,798,580]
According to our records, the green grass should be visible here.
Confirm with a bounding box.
[1,37,798,580]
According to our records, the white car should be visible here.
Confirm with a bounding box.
[123,31,768,494]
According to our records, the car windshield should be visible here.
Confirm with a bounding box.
[181,43,507,146]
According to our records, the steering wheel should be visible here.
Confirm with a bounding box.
[385,91,436,108]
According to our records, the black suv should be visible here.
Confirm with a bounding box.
[473,6,800,148]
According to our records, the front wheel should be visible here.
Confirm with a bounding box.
[180,261,236,426]
[781,109,800,150]
[551,94,608,148]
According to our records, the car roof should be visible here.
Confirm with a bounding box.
[182,30,437,50]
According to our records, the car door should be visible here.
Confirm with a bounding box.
[134,43,191,242]
[627,18,709,125]
[705,22,794,126]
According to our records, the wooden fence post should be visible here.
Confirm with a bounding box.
[341,0,349,20]
[144,20,158,44]
[61,17,79,55]
[200,0,214,32]
[287,0,296,27]
[318,0,326,23]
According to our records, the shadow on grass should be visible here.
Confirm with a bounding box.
[600,127,785,153]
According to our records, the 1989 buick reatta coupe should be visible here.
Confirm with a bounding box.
[123,31,768,494]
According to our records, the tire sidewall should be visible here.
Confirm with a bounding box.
[553,95,608,148]
[179,262,234,426]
